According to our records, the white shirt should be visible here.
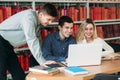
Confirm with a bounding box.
[0,10,46,64]
[78,38,114,56]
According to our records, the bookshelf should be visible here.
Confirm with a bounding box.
[0,0,119,51]
[0,1,119,79]
[0,0,119,45]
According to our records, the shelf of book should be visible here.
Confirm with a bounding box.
[104,37,120,41]
[0,0,119,50]
[13,37,120,52]
[50,19,120,26]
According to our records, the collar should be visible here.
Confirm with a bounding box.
[55,32,69,41]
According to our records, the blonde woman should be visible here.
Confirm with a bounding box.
[76,18,119,59]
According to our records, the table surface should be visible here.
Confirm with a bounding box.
[26,52,120,80]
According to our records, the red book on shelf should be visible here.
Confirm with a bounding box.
[96,26,104,38]
[101,7,105,20]
[113,24,120,37]
[11,5,20,15]
[73,25,79,36]
[103,25,114,38]
[0,9,3,23]
[74,8,79,21]
[104,8,109,20]
[35,6,41,11]
[83,7,87,20]
[109,7,116,19]
[41,29,49,42]
[64,8,67,16]
[108,25,114,38]
[2,7,12,20]
[68,7,75,21]
[71,7,75,21]
[79,7,86,21]
[68,7,72,18]
[97,7,102,20]
[61,8,65,16]
[90,7,94,20]
[118,8,120,19]
[116,8,120,19]
[57,8,61,21]
[79,7,83,20]
[90,7,101,20]
[102,26,107,38]
[93,7,97,20]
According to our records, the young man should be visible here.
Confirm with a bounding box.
[42,16,76,64]
[0,3,57,80]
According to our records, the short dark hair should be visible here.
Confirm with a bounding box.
[58,16,73,26]
[39,3,57,17]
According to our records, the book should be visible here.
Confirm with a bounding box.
[29,65,60,75]
[64,66,88,76]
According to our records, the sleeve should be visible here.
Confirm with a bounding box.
[21,13,46,65]
[101,38,114,56]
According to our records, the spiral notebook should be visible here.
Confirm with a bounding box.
[67,44,102,66]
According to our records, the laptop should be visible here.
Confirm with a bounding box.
[67,44,102,66]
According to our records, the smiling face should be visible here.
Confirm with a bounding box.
[38,12,55,26]
[59,22,73,40]
[84,23,94,39]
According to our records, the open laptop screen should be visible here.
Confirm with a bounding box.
[67,44,102,66]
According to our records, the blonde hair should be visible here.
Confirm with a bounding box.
[75,18,97,43]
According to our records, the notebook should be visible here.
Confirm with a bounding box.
[67,44,102,66]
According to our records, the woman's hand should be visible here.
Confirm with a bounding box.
[102,53,120,60]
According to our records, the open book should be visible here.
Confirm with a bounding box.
[102,52,120,60]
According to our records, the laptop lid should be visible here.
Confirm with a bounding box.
[67,44,102,66]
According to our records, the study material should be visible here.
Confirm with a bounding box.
[67,44,102,66]
[64,66,88,75]
[29,65,60,75]
[46,62,68,68]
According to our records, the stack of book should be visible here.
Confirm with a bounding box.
[29,65,60,75]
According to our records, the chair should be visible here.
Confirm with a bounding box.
[93,73,120,80]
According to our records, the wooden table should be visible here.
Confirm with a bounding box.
[26,59,120,80]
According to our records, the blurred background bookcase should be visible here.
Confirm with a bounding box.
[0,0,120,79]
[0,0,119,49]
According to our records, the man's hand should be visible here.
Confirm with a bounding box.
[44,60,57,64]
[41,60,57,67]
